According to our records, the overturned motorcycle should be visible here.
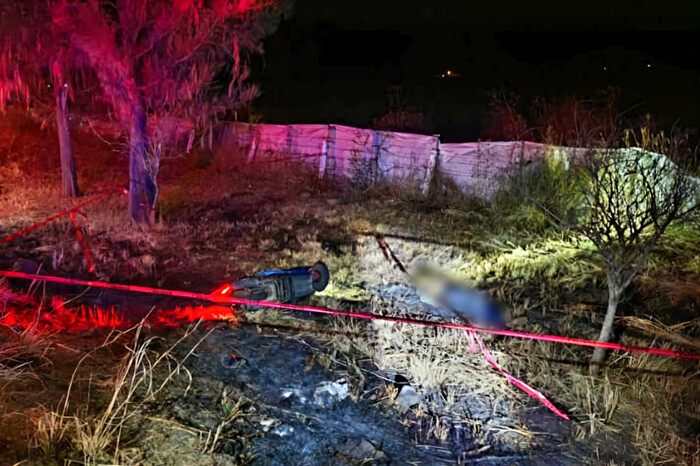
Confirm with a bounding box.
[213,262,330,307]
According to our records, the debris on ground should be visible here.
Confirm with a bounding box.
[2,121,698,464]
[279,387,308,404]
[260,418,277,432]
[272,424,295,437]
[313,378,350,407]
[394,384,421,413]
[336,437,391,463]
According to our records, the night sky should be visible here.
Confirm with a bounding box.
[254,0,700,141]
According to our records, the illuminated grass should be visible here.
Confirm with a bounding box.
[1,111,698,463]
[463,237,601,286]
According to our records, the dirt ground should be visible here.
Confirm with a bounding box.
[1,113,699,465]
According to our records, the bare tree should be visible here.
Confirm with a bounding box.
[0,0,91,197]
[481,90,530,141]
[54,0,283,224]
[549,148,700,372]
[372,85,429,134]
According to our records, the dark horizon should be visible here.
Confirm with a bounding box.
[254,0,700,141]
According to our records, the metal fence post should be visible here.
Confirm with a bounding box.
[372,130,381,184]
[286,125,294,156]
[247,125,260,164]
[319,124,336,179]
[421,135,441,195]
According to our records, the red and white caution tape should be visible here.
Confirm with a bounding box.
[1,187,127,272]
[2,269,700,421]
[1,270,697,363]
[466,331,570,419]
[0,186,127,246]
[3,198,699,421]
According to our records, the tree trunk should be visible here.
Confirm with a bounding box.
[590,276,622,374]
[129,104,157,225]
[55,85,80,198]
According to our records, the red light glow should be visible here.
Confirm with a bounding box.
[212,284,233,296]
[0,296,236,334]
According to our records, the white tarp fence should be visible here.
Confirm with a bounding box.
[214,122,588,196]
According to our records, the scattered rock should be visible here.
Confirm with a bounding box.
[259,419,276,432]
[336,438,390,463]
[221,354,247,369]
[394,384,421,413]
[213,453,238,466]
[313,378,349,408]
[171,402,220,430]
[272,424,295,437]
[279,388,307,405]
[13,258,41,274]
[511,316,528,328]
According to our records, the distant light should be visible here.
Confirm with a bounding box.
[440,70,461,78]
[603,66,607,71]
[647,63,652,68]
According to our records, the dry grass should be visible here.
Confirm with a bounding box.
[280,236,538,450]
[188,167,700,463]
[0,276,215,463]
[2,112,699,464]
[504,317,700,465]
[277,226,699,463]
[199,391,247,455]
[0,282,54,396]
[618,316,700,351]
[30,320,212,464]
